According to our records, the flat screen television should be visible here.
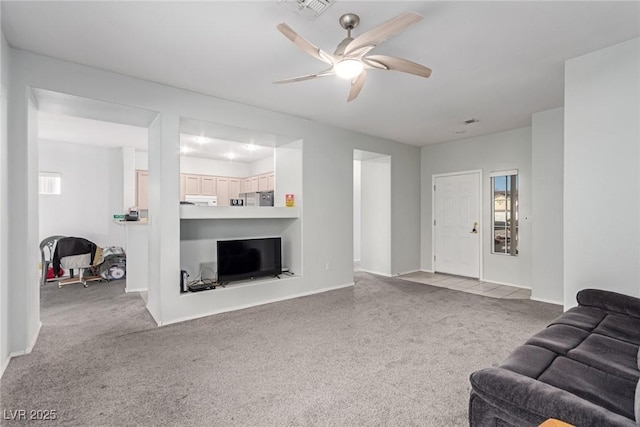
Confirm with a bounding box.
[217,237,282,284]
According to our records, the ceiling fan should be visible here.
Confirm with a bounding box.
[274,11,432,102]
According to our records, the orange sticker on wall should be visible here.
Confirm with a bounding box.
[285,194,295,207]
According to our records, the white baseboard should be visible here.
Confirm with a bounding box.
[1,353,11,378]
[481,278,530,290]
[2,321,42,379]
[394,269,421,276]
[157,282,355,327]
[126,287,148,293]
[421,269,435,273]
[530,296,563,306]
[358,269,392,277]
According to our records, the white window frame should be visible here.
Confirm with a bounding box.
[490,169,518,256]
[39,172,61,195]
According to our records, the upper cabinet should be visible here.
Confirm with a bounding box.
[138,170,274,208]
[136,170,149,210]
[268,173,275,191]
[184,174,201,195]
[258,174,269,192]
[201,176,216,196]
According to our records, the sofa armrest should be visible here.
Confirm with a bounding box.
[577,289,640,319]
[470,367,636,427]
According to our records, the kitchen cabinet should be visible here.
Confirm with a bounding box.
[268,173,275,191]
[136,170,149,210]
[184,174,201,195]
[229,178,241,200]
[201,176,216,196]
[258,174,269,192]
[216,178,229,206]
[248,177,259,192]
[137,171,274,208]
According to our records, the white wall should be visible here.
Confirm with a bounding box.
[180,156,252,177]
[353,160,361,263]
[0,24,11,375]
[38,140,125,248]
[8,48,421,334]
[361,157,391,276]
[564,38,640,309]
[136,151,263,178]
[250,156,275,176]
[531,108,564,304]
[421,127,533,288]
[122,147,136,210]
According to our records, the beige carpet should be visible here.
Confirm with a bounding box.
[0,273,562,426]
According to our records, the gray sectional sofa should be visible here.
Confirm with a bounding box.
[470,289,640,426]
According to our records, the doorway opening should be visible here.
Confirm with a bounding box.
[354,150,391,276]
[34,89,158,330]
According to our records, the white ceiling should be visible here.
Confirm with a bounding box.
[37,111,276,163]
[33,85,277,162]
[4,1,640,146]
[38,111,149,150]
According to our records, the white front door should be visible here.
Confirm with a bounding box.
[434,172,481,278]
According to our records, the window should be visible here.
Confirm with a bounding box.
[39,172,61,195]
[490,170,518,256]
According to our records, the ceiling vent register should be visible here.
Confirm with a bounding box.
[278,0,335,19]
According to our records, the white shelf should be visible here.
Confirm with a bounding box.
[113,219,148,226]
[180,205,299,220]
[180,274,301,296]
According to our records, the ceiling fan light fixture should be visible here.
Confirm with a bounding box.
[335,59,364,80]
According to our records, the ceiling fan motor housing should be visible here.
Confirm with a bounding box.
[339,13,360,31]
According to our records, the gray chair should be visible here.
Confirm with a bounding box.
[39,235,65,286]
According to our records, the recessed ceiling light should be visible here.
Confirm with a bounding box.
[180,146,192,154]
[194,136,209,144]
[245,144,258,151]
[225,152,236,160]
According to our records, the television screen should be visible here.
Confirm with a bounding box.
[217,237,282,284]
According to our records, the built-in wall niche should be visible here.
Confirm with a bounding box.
[178,118,278,207]
[179,218,301,289]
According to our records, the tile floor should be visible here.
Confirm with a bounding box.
[398,271,531,300]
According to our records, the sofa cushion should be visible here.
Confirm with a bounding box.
[501,344,558,378]
[550,306,607,331]
[594,314,640,346]
[578,289,640,319]
[538,356,637,420]
[567,334,640,382]
[470,367,638,426]
[525,324,590,355]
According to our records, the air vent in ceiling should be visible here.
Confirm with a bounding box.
[278,0,336,19]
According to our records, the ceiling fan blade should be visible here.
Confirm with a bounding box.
[363,55,432,78]
[273,69,335,84]
[277,23,334,65]
[347,70,367,102]
[344,11,423,56]
[334,37,353,56]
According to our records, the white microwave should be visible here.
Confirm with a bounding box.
[184,195,218,206]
